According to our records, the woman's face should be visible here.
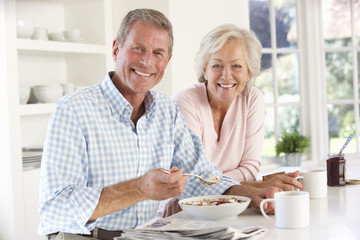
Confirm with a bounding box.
[203,39,250,105]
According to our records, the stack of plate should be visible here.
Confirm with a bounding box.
[22,149,42,170]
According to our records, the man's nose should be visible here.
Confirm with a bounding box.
[140,51,153,67]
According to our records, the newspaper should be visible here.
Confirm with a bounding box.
[114,218,266,240]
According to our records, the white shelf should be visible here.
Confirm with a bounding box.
[19,103,56,116]
[17,39,107,55]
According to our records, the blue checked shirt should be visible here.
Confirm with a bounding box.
[38,72,239,235]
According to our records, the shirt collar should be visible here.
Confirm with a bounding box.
[100,72,156,119]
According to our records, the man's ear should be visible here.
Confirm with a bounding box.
[112,39,119,61]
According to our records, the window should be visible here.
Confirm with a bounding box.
[249,0,360,164]
[322,0,360,156]
[249,0,302,160]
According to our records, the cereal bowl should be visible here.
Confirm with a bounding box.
[179,195,251,220]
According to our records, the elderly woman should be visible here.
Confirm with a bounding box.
[158,24,301,218]
[174,24,301,188]
[174,24,301,190]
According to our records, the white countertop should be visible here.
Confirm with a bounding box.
[168,166,360,240]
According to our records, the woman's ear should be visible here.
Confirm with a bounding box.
[203,68,208,80]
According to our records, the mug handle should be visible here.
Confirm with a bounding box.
[260,198,274,220]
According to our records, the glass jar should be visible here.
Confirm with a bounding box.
[326,154,346,186]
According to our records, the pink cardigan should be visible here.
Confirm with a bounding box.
[173,83,265,182]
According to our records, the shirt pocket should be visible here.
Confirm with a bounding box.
[151,144,175,169]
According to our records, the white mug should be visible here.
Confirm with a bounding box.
[298,169,327,198]
[260,191,309,228]
[32,27,48,40]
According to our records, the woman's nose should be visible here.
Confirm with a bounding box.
[222,67,232,80]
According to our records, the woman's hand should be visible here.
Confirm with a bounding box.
[241,171,302,191]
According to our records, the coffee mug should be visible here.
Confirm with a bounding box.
[260,191,309,228]
[298,169,327,198]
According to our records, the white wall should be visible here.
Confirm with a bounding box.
[169,0,250,94]
[112,0,250,96]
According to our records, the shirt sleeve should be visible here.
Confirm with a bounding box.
[223,89,265,182]
[38,100,102,234]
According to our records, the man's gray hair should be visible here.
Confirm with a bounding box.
[117,8,174,57]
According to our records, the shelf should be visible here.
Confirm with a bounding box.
[19,103,56,116]
[17,39,107,55]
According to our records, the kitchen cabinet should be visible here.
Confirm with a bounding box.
[1,0,113,239]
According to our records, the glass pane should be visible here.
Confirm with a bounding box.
[279,106,300,133]
[322,0,352,47]
[277,53,299,103]
[275,0,297,48]
[358,52,360,97]
[255,53,273,103]
[326,51,353,100]
[356,0,360,46]
[327,104,355,154]
[249,0,271,48]
[263,107,275,157]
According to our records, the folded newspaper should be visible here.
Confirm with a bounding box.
[115,218,266,240]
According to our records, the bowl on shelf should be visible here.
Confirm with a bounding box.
[32,84,63,103]
[63,29,82,41]
[48,32,64,41]
[179,195,251,220]
[16,18,35,39]
[19,81,31,104]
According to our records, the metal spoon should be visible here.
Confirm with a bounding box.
[162,169,220,186]
[338,134,354,155]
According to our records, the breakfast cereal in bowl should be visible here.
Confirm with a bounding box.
[179,195,251,220]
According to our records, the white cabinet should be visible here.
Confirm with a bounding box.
[1,0,113,239]
[16,0,113,148]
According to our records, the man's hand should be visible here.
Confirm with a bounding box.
[139,167,188,201]
[223,184,282,214]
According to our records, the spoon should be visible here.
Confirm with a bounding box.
[338,134,353,155]
[162,169,220,186]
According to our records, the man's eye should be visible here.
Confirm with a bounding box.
[132,47,142,52]
[154,51,164,57]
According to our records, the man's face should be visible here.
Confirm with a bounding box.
[112,21,171,97]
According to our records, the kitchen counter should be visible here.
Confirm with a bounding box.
[168,166,360,240]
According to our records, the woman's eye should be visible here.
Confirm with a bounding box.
[233,64,242,69]
[212,64,222,69]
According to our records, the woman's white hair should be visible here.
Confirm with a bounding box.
[195,24,262,96]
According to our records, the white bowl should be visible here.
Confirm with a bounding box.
[17,18,35,38]
[32,84,63,103]
[63,29,82,41]
[48,32,64,41]
[19,81,31,104]
[179,195,251,220]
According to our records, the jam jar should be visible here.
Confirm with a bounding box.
[326,154,346,186]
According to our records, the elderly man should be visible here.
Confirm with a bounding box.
[39,8,279,240]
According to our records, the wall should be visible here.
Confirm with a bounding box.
[169,0,250,94]
[112,0,250,96]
